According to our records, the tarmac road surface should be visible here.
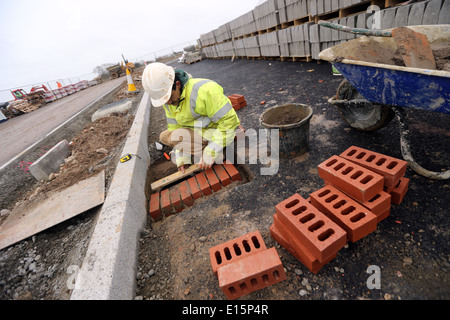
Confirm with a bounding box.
[0,78,124,168]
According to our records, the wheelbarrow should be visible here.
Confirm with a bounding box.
[318,23,450,180]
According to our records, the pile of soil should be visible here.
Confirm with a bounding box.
[40,113,133,194]
[432,42,450,71]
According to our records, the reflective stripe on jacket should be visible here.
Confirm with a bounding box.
[162,78,240,166]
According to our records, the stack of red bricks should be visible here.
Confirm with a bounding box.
[228,94,247,111]
[270,146,409,274]
[209,230,286,300]
[149,160,242,221]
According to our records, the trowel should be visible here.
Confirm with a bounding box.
[318,21,436,70]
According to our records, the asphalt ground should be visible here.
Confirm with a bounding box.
[144,57,450,302]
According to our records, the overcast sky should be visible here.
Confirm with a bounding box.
[0,0,262,102]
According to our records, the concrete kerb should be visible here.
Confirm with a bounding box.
[70,92,151,300]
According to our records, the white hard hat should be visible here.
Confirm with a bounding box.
[142,62,175,107]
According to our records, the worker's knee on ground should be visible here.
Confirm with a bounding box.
[159,130,173,147]
[170,128,192,144]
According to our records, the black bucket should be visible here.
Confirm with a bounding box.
[260,103,313,158]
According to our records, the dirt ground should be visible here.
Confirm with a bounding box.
[135,58,449,302]
[0,74,143,300]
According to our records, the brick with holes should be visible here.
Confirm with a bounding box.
[390,177,409,205]
[377,207,391,222]
[228,94,245,104]
[270,214,336,274]
[318,155,384,203]
[228,95,246,111]
[209,230,267,278]
[340,146,407,187]
[275,193,347,263]
[360,191,391,222]
[217,247,286,300]
[310,185,378,242]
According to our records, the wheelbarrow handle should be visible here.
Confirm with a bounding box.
[318,20,392,37]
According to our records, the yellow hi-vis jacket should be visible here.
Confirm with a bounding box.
[162,78,240,167]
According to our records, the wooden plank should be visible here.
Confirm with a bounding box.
[0,170,105,251]
[151,164,203,191]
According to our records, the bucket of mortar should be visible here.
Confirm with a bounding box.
[260,103,313,158]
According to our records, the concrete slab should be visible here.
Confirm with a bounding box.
[423,0,442,25]
[91,98,133,122]
[381,7,397,30]
[317,0,324,15]
[29,140,69,181]
[0,170,105,251]
[309,23,320,43]
[438,0,450,24]
[324,0,332,13]
[394,4,412,28]
[309,0,317,16]
[346,15,356,40]
[320,24,332,42]
[407,1,427,26]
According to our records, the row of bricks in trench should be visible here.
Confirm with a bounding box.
[209,145,410,300]
[149,95,246,221]
[149,160,242,221]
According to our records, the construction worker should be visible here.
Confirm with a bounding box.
[57,81,62,88]
[142,62,241,173]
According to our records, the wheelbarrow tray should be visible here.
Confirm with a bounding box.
[319,25,450,114]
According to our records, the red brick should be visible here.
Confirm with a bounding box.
[178,180,194,207]
[318,155,384,203]
[270,214,335,274]
[195,171,212,196]
[149,192,162,221]
[310,185,378,243]
[160,188,172,216]
[340,146,407,187]
[383,184,395,194]
[217,247,286,300]
[223,160,242,181]
[228,94,245,104]
[213,164,232,187]
[360,191,391,220]
[275,193,347,263]
[209,230,267,278]
[377,207,391,222]
[204,168,221,192]
[390,177,409,205]
[169,185,184,212]
[187,176,203,200]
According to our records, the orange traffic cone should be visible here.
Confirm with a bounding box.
[126,68,138,93]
